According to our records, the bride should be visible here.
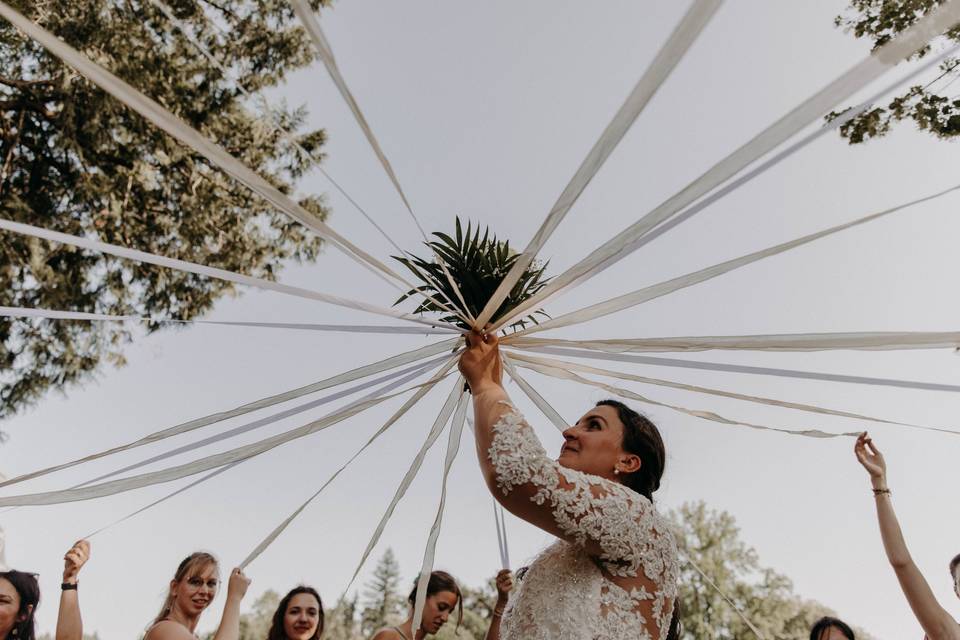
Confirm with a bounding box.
[459,330,680,640]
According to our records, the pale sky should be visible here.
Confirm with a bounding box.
[4,2,960,639]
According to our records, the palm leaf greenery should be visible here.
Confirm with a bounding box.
[392,217,552,332]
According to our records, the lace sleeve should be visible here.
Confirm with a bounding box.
[488,402,674,581]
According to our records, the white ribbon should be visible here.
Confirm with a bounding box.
[0,218,452,330]
[76,355,447,488]
[506,182,960,337]
[493,499,510,570]
[502,355,567,431]
[492,3,960,331]
[475,0,722,329]
[289,0,473,325]
[412,392,468,632]
[0,306,458,335]
[680,551,767,639]
[510,330,960,353]
[504,350,958,436]
[342,379,463,594]
[0,337,459,489]
[514,345,960,393]
[85,462,240,539]
[512,358,858,439]
[0,2,427,291]
[237,359,459,570]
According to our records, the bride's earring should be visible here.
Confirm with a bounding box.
[613,467,620,475]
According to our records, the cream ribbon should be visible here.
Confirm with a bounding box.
[511,357,858,439]
[475,0,722,329]
[502,355,567,431]
[342,379,463,594]
[0,306,457,335]
[0,2,422,290]
[507,183,960,337]
[0,374,450,507]
[513,345,960,393]
[510,330,960,353]
[0,218,451,330]
[412,393,468,633]
[76,356,448,488]
[504,350,958,436]
[492,3,960,331]
[237,360,460,570]
[0,338,459,489]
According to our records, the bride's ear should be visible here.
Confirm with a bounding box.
[618,453,641,475]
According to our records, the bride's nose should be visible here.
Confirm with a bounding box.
[562,427,577,440]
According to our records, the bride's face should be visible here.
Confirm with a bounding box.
[558,405,638,481]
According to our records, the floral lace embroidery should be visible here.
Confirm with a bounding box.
[489,402,679,640]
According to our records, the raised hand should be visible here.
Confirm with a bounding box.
[854,432,887,482]
[458,330,502,393]
[494,569,514,603]
[62,540,90,584]
[225,567,251,602]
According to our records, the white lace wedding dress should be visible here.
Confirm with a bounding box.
[488,403,679,640]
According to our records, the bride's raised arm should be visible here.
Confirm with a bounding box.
[855,432,960,640]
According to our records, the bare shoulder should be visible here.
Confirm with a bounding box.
[143,620,196,640]
[371,628,403,640]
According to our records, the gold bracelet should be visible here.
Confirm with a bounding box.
[872,487,891,496]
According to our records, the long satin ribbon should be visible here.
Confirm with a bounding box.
[494,500,510,570]
[237,359,459,570]
[0,2,422,291]
[0,306,458,335]
[0,374,448,507]
[342,379,463,594]
[501,355,567,431]
[76,355,447,488]
[0,338,459,489]
[504,350,958,436]
[506,180,960,338]
[513,358,857,439]
[510,330,960,353]
[492,4,960,331]
[474,0,722,329]
[513,345,960,393]
[0,218,449,330]
[84,461,240,539]
[412,393,468,632]
[680,551,766,638]
[288,0,473,325]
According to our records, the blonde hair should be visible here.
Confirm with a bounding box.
[153,552,219,625]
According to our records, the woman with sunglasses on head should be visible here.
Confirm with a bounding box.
[855,432,960,640]
[0,539,90,640]
[144,552,250,640]
[460,330,680,640]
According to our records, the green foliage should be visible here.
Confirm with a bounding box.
[360,547,404,637]
[668,501,874,640]
[830,0,960,142]
[324,594,361,640]
[0,0,331,422]
[392,217,551,332]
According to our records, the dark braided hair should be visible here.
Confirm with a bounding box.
[0,571,40,640]
[596,399,666,501]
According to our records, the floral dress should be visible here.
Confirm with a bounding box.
[488,403,679,640]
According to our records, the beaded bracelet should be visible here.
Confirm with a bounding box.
[872,487,892,496]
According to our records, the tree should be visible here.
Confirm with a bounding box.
[669,501,874,640]
[830,0,960,143]
[0,0,331,422]
[324,593,362,640]
[360,547,403,636]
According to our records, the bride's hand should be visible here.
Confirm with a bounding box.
[854,431,887,483]
[458,330,502,393]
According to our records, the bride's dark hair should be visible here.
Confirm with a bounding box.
[595,399,666,501]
